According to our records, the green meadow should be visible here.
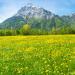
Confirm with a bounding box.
[0,35,75,75]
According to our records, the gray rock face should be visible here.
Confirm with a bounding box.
[15,5,54,19]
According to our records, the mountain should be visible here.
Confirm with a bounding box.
[0,4,75,33]
[0,4,60,30]
[15,5,54,19]
[0,16,26,29]
[61,14,75,30]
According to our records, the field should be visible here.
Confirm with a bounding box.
[0,35,75,75]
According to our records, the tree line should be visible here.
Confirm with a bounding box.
[0,23,75,36]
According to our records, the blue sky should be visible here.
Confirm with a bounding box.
[0,0,75,23]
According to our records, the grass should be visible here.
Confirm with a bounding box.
[0,35,75,75]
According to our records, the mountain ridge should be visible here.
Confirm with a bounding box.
[0,4,75,32]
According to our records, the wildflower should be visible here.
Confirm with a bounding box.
[45,70,49,73]
[44,61,47,64]
[25,67,29,70]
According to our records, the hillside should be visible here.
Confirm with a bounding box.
[0,5,62,30]
[0,4,75,34]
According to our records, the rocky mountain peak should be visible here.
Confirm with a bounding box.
[15,4,54,19]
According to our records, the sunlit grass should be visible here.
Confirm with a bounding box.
[0,35,75,75]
